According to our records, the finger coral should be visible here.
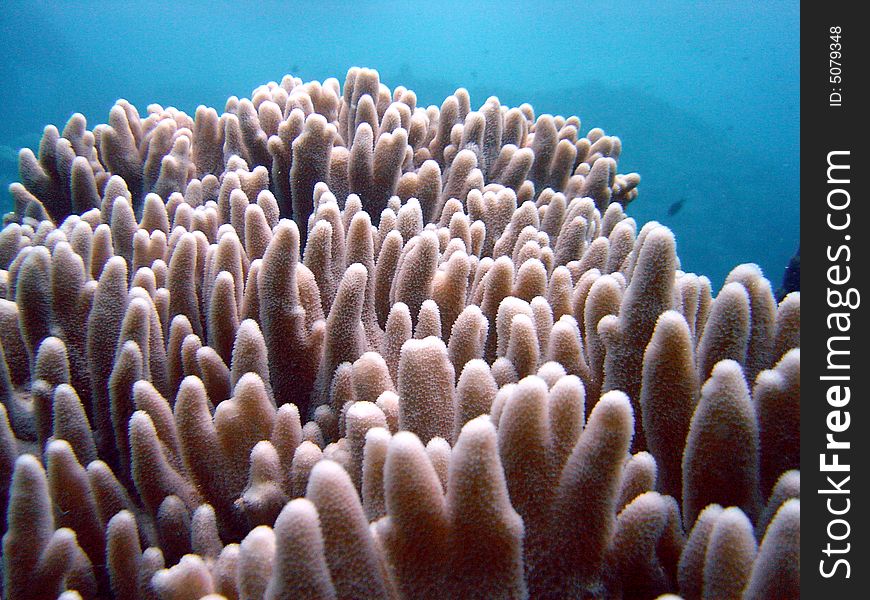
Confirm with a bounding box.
[1,67,798,599]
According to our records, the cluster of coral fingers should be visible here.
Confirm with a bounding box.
[0,67,799,600]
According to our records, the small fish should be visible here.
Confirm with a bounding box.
[667,198,686,216]
[776,245,800,301]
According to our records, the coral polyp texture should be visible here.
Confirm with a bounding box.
[0,67,799,600]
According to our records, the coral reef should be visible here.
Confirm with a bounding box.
[0,67,799,599]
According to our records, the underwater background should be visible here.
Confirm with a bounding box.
[0,0,799,290]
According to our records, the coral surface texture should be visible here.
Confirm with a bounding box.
[0,67,799,600]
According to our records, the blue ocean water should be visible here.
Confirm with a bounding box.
[0,0,799,290]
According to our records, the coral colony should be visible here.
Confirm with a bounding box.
[0,68,798,599]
